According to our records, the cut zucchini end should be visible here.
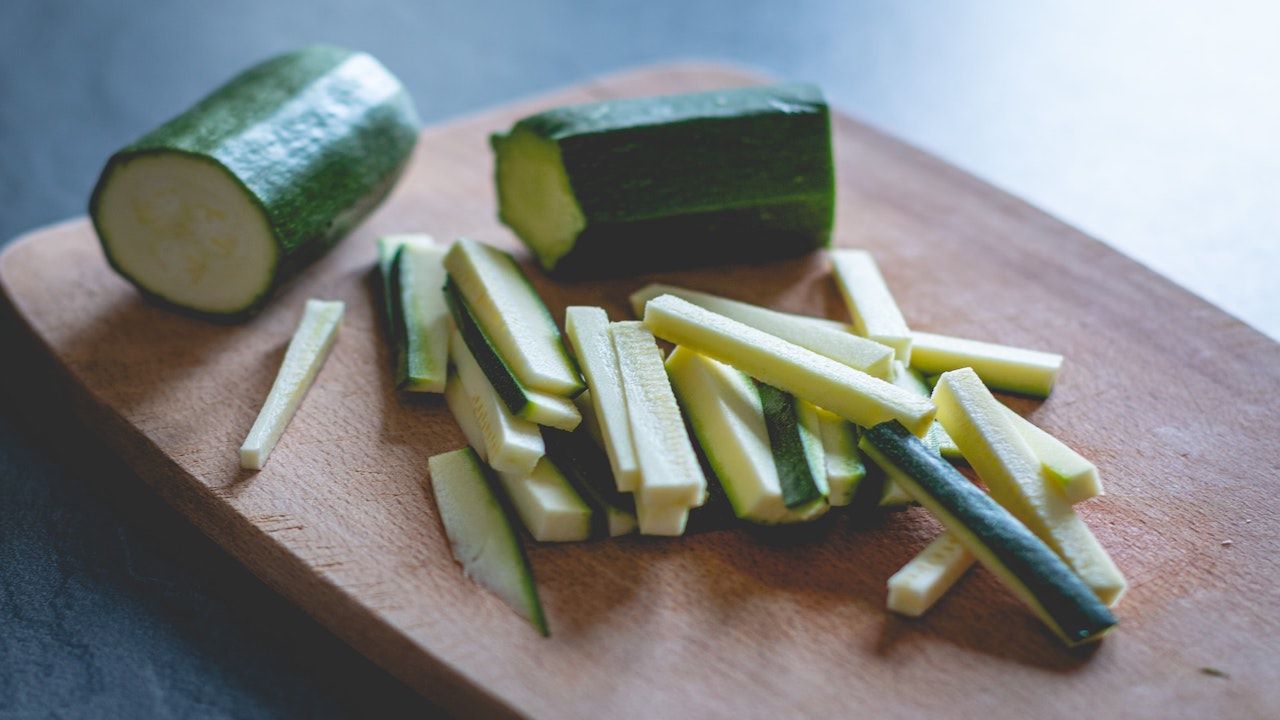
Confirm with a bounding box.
[92,151,279,316]
[493,128,587,272]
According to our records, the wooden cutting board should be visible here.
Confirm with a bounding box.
[2,64,1277,719]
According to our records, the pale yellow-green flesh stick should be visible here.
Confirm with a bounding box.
[911,330,1063,397]
[829,249,913,363]
[448,328,544,475]
[564,307,641,492]
[240,299,344,470]
[642,294,935,436]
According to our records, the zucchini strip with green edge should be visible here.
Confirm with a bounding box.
[860,421,1116,646]
[443,238,584,396]
[564,307,640,491]
[642,294,935,435]
[427,448,548,635]
[1000,404,1103,503]
[830,249,913,363]
[444,277,581,430]
[378,235,449,392]
[933,368,1126,606]
[629,284,893,379]
[240,299,344,469]
[448,328,544,474]
[875,360,956,503]
[911,330,1063,397]
[811,407,864,508]
[542,427,638,537]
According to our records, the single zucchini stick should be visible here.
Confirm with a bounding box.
[90,46,419,318]
[610,322,707,518]
[1001,404,1103,504]
[444,278,581,430]
[860,422,1117,646]
[887,533,975,617]
[448,328,544,475]
[757,382,826,509]
[877,360,956,501]
[933,369,1127,606]
[496,459,594,543]
[378,235,450,392]
[829,249,913,363]
[543,428,638,537]
[634,500,691,537]
[911,331,1064,397]
[491,83,834,276]
[240,299,344,470]
[564,307,641,491]
[427,448,548,635]
[666,348,828,524]
[643,294,935,436]
[447,371,593,542]
[443,238,584,396]
[629,284,893,379]
[811,407,865,507]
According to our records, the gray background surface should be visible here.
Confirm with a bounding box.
[2,1,1276,717]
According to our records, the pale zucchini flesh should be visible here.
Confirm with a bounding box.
[887,533,975,617]
[911,331,1063,397]
[383,236,450,392]
[643,295,935,436]
[830,249,913,363]
[629,284,894,380]
[448,328,544,475]
[933,368,1126,606]
[812,407,864,507]
[240,299,344,469]
[496,458,594,543]
[564,306,641,491]
[1002,404,1103,503]
[635,499,691,537]
[611,321,707,510]
[666,348,827,525]
[427,448,548,635]
[444,238,584,396]
[445,372,488,463]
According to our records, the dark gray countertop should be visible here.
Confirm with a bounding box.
[2,1,1276,717]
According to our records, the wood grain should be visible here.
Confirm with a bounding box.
[2,64,1278,719]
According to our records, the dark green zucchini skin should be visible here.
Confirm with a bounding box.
[541,427,636,538]
[89,45,420,319]
[493,83,834,277]
[753,380,823,509]
[862,421,1116,646]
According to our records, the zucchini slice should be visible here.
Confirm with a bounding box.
[887,533,974,617]
[444,239,584,396]
[829,249,913,363]
[427,448,548,635]
[1001,405,1103,504]
[491,83,834,276]
[240,299,344,469]
[811,407,865,507]
[859,422,1116,646]
[496,459,594,543]
[445,372,488,462]
[448,328,544,475]
[444,277,581,430]
[610,322,707,513]
[933,369,1126,606]
[564,307,640,491]
[379,235,449,392]
[757,381,826,510]
[90,46,419,318]
[911,331,1063,397]
[629,284,893,380]
[634,500,691,537]
[642,294,935,436]
[666,347,827,525]
[542,427,638,537]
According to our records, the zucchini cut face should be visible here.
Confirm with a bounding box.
[860,422,1117,647]
[911,331,1063,398]
[830,249,913,363]
[495,458,594,543]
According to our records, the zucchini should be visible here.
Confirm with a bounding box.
[427,448,548,635]
[492,83,834,276]
[860,422,1116,646]
[829,250,912,363]
[886,533,974,617]
[634,500,691,537]
[756,382,826,510]
[642,294,935,435]
[444,239,584,396]
[445,372,488,462]
[665,347,827,525]
[1002,405,1103,504]
[448,328,544,474]
[610,322,707,514]
[564,307,640,491]
[444,278,581,430]
[812,407,864,507]
[629,284,893,379]
[911,331,1063,397]
[542,427,638,537]
[379,235,449,392]
[932,369,1126,605]
[496,459,594,543]
[239,299,343,469]
[875,360,956,502]
[90,46,419,318]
